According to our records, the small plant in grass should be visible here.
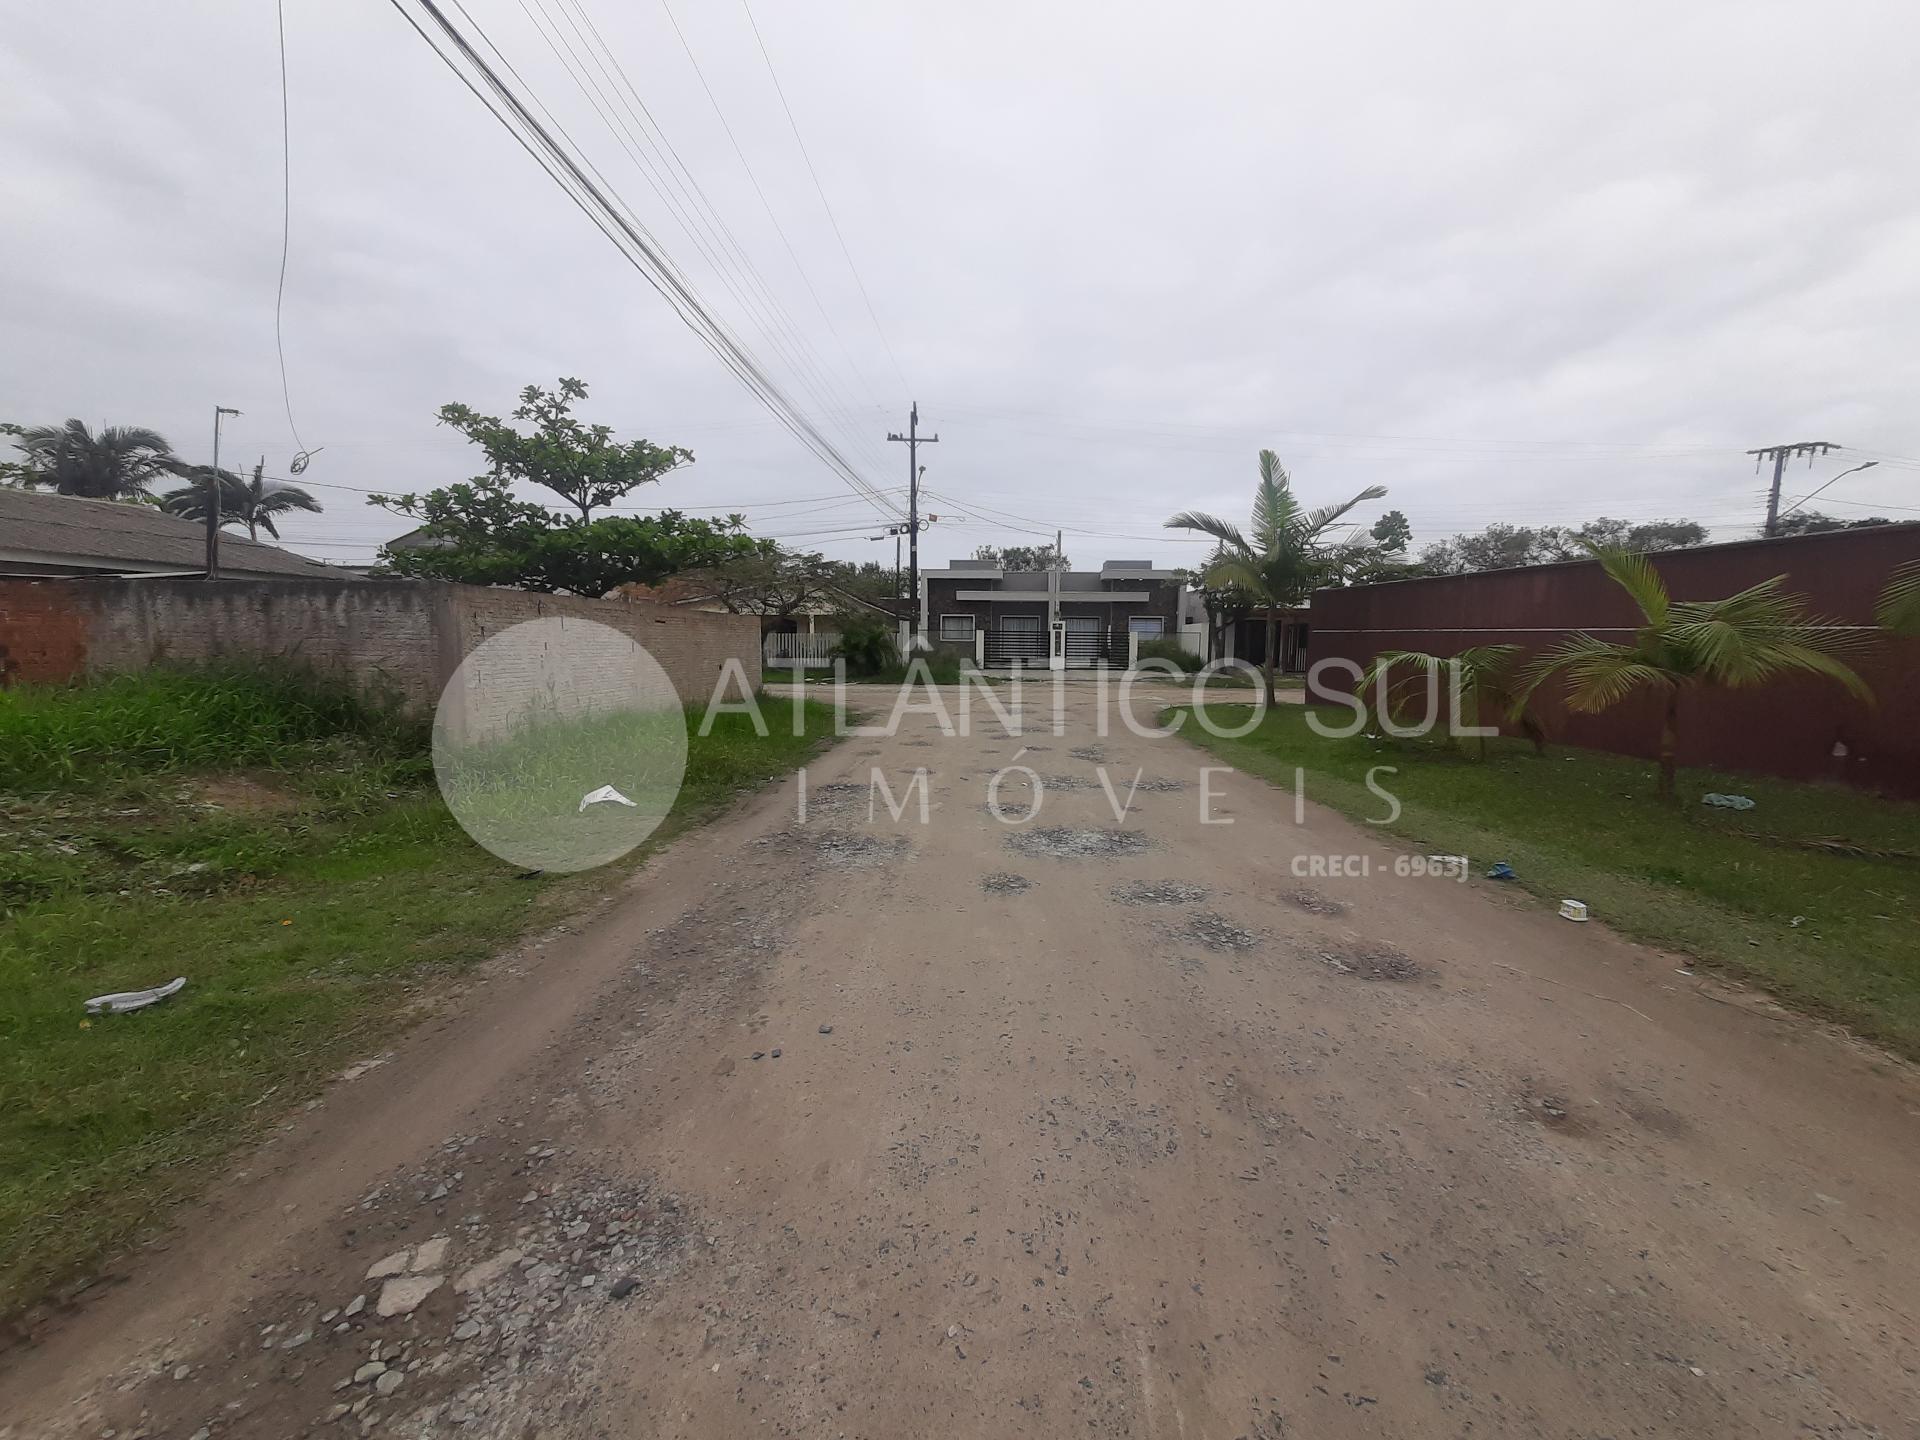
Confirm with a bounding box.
[1359,644,1542,758]
[1515,545,1871,802]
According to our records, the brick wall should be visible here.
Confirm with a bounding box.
[0,578,762,732]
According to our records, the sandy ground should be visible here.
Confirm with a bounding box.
[3,677,1918,1439]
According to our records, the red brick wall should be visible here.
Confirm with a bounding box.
[1307,524,1920,797]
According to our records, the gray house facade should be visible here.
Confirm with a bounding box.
[920,559,1183,666]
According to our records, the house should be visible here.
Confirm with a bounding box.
[921,559,1186,666]
[0,489,343,580]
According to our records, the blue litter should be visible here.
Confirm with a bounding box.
[1486,862,1516,880]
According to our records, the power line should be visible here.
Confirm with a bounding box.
[738,0,910,397]
[272,0,306,455]
[384,0,902,520]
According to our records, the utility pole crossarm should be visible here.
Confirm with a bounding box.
[1749,441,1842,538]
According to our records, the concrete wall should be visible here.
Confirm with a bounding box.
[0,578,762,727]
[1307,524,1920,797]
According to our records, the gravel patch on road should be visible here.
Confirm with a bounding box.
[981,873,1033,895]
[1006,827,1152,860]
[1313,942,1423,981]
[1287,888,1348,917]
[1181,912,1260,952]
[760,829,911,868]
[1109,880,1209,907]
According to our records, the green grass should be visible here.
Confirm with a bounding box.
[1175,705,1920,1055]
[0,672,836,1317]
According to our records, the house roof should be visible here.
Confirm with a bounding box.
[0,488,343,579]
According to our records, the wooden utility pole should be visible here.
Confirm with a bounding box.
[1748,440,1836,537]
[886,403,938,644]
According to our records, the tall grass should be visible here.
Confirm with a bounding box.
[0,667,426,791]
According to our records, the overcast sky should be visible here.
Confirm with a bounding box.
[5,1,1918,570]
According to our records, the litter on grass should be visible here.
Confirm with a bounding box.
[1559,899,1590,923]
[84,977,186,1015]
[1486,862,1516,880]
[1702,793,1755,810]
[578,785,638,812]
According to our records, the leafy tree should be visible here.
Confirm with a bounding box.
[1,419,177,499]
[437,378,693,522]
[371,473,766,595]
[972,543,1069,572]
[689,550,844,618]
[1774,511,1893,536]
[1166,449,1386,702]
[1370,509,1412,552]
[1417,517,1707,574]
[1516,545,1871,802]
[161,460,322,541]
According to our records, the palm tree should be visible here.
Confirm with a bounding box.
[1166,449,1386,701]
[161,460,322,541]
[1879,560,1920,635]
[1359,644,1542,757]
[4,419,176,499]
[1516,545,1871,802]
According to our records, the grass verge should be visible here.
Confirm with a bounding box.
[1174,704,1920,1056]
[0,671,836,1319]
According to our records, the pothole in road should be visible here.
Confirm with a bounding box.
[1288,887,1348,917]
[1006,827,1152,860]
[1068,744,1107,762]
[761,828,911,867]
[1313,942,1423,981]
[1182,912,1259,952]
[982,872,1033,895]
[1110,880,1209,906]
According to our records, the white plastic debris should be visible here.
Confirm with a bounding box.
[578,785,638,812]
[1558,899,1589,923]
[84,977,186,1015]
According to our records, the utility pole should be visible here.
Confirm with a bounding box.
[1748,440,1836,537]
[206,406,240,578]
[887,403,937,645]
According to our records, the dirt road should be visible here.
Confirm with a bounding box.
[5,679,1918,1439]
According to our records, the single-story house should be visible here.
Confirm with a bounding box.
[0,488,343,580]
[921,558,1185,666]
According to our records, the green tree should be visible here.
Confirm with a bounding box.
[1,419,176,499]
[1775,511,1893,536]
[161,460,322,541]
[690,549,843,618]
[437,378,693,522]
[371,473,766,595]
[1516,545,1871,802]
[972,543,1069,572]
[1370,509,1412,552]
[1166,449,1386,701]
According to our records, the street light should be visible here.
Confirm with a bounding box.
[1777,459,1879,524]
[207,406,240,579]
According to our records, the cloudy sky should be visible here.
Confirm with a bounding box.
[5,1,1918,570]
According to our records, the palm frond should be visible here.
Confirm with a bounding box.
[1249,450,1293,546]
[1517,632,1671,714]
[1293,485,1389,540]
[1585,542,1670,625]
[1165,511,1249,553]
[1876,559,1920,635]
[1200,554,1272,602]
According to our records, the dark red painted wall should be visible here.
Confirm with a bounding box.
[1307,524,1920,797]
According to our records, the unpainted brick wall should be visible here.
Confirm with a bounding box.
[0,578,762,729]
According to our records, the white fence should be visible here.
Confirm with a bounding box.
[763,632,840,667]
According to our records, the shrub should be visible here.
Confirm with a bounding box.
[1136,636,1203,673]
[830,614,899,677]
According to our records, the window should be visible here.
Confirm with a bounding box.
[1128,616,1166,636]
[998,614,1042,633]
[939,614,975,642]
